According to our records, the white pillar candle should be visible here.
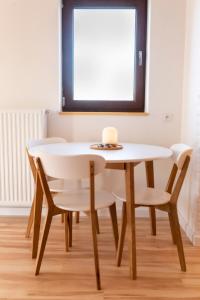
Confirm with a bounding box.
[102,127,118,145]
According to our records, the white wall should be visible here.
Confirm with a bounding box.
[0,1,188,219]
[0,0,186,133]
[0,0,60,110]
[180,0,200,245]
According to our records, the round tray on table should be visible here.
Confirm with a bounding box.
[90,144,123,150]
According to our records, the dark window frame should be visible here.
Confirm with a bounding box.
[62,0,147,113]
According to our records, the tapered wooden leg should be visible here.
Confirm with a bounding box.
[35,212,53,275]
[168,211,176,244]
[25,198,35,238]
[85,211,100,235]
[149,207,156,236]
[90,211,101,290]
[125,162,136,279]
[75,179,82,224]
[75,212,80,223]
[170,206,186,271]
[64,212,69,252]
[117,202,127,266]
[61,214,64,223]
[32,176,43,259]
[145,161,156,235]
[95,210,100,234]
[109,203,119,250]
[68,212,73,247]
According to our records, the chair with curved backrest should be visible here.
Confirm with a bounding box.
[25,137,75,238]
[114,144,192,271]
[26,137,101,250]
[35,153,118,290]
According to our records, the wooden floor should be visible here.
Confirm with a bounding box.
[0,216,200,300]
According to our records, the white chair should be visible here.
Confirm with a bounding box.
[114,144,192,271]
[35,153,118,290]
[26,137,101,250]
[25,137,72,238]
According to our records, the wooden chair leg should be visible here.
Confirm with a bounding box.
[68,212,73,247]
[32,180,43,259]
[61,214,64,223]
[25,198,35,238]
[85,210,100,234]
[149,207,156,236]
[75,212,80,223]
[35,212,53,275]
[95,210,100,234]
[168,211,176,244]
[64,212,69,252]
[109,203,119,250]
[171,206,186,271]
[90,210,101,290]
[145,161,156,236]
[116,202,127,267]
[85,211,100,235]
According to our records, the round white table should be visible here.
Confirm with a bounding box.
[29,142,172,163]
[29,142,172,279]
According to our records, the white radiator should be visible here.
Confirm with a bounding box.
[0,110,47,207]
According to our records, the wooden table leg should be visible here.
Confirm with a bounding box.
[32,173,43,259]
[125,162,136,279]
[145,161,156,236]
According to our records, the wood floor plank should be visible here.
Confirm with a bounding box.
[0,216,200,299]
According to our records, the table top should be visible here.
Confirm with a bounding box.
[29,142,172,163]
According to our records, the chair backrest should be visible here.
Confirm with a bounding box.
[37,153,105,180]
[170,144,193,169]
[165,144,192,204]
[35,154,105,210]
[26,137,66,182]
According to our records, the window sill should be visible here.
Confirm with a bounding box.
[59,112,149,116]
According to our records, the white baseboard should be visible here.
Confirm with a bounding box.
[0,207,31,216]
[0,206,167,218]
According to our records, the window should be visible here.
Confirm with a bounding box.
[62,0,147,113]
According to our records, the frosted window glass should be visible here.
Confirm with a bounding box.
[73,9,136,101]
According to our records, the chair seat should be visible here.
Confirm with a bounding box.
[113,187,171,206]
[54,189,115,212]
